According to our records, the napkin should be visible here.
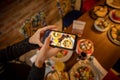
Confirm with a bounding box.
[72,20,86,37]
[89,56,108,80]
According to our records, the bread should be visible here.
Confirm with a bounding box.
[46,71,69,80]
[94,6,108,17]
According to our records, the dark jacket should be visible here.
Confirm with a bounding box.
[0,38,45,80]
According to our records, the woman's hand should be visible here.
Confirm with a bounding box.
[35,35,60,68]
[29,25,58,47]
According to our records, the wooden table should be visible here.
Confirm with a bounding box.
[64,1,120,71]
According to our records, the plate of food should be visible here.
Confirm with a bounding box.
[51,49,73,62]
[76,39,94,56]
[69,61,99,80]
[106,0,120,9]
[45,71,69,80]
[89,5,108,19]
[94,18,110,32]
[109,9,120,23]
[107,24,120,45]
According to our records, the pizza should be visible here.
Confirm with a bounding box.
[77,39,94,54]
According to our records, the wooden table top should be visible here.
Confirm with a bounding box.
[64,0,120,71]
[0,0,119,71]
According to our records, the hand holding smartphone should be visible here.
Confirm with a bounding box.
[42,30,77,50]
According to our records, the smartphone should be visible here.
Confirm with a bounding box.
[49,30,77,50]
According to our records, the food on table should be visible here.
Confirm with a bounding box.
[77,39,94,54]
[55,50,68,58]
[110,10,120,21]
[109,9,120,23]
[54,62,65,72]
[110,25,120,41]
[73,66,94,80]
[106,0,120,9]
[93,5,108,17]
[111,0,120,7]
[46,71,69,80]
[46,71,59,80]
[94,18,110,31]
[51,50,73,62]
[114,10,120,18]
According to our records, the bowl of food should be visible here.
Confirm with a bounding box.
[90,5,108,19]
[94,18,110,32]
[76,39,94,56]
[93,5,108,17]
[51,49,73,62]
[106,0,120,9]
[70,61,99,80]
[107,24,120,45]
[109,9,120,23]
[45,71,69,80]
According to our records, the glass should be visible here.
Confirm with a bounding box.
[53,61,69,80]
[78,52,87,60]
[54,61,65,72]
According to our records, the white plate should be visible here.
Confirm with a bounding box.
[94,23,109,32]
[109,10,120,23]
[51,50,73,62]
[76,39,94,55]
[70,60,99,80]
[45,71,69,80]
[107,27,120,46]
[106,0,120,9]
[94,18,110,32]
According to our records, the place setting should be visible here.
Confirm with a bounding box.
[89,4,112,32]
[29,27,107,80]
[69,38,98,80]
[88,3,120,46]
[44,37,107,80]
[43,1,120,80]
[69,37,108,80]
[29,1,120,79]
[107,9,120,45]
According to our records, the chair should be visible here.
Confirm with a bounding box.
[61,0,99,29]
[57,0,82,29]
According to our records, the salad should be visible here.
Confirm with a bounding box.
[74,66,94,80]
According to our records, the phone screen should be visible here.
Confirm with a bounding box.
[49,30,77,50]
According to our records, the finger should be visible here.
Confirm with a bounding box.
[39,25,57,37]
[49,48,61,56]
[52,28,59,31]
[41,25,57,32]
[53,48,61,53]
[38,42,43,47]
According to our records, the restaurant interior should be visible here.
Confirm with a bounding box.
[0,0,120,80]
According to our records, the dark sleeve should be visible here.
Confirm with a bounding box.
[0,38,39,62]
[27,63,45,80]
